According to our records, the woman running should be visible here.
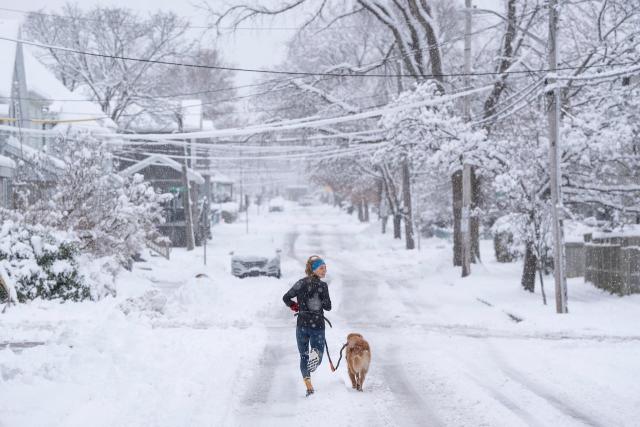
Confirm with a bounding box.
[282,255,332,396]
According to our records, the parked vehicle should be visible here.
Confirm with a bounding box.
[231,250,281,279]
[268,197,285,212]
[298,196,315,207]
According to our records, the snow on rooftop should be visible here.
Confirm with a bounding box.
[3,136,66,170]
[0,154,16,170]
[198,169,234,184]
[120,100,205,133]
[0,19,115,131]
[21,49,116,130]
[119,154,204,184]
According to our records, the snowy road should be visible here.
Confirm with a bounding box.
[220,208,626,426]
[2,204,640,426]
[216,211,620,426]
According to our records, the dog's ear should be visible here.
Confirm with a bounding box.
[347,333,363,340]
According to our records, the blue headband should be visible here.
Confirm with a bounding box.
[311,258,325,271]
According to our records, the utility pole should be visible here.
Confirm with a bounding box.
[245,194,250,234]
[179,118,195,251]
[547,0,568,313]
[182,150,196,250]
[461,0,473,277]
[203,175,211,266]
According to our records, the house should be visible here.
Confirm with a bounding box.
[0,20,116,202]
[115,99,235,245]
[119,154,205,248]
[0,20,115,139]
[0,155,15,208]
[197,169,235,203]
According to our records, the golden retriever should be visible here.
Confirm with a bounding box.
[346,333,371,391]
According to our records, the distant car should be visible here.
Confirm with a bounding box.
[231,250,281,279]
[298,196,315,207]
[268,197,285,212]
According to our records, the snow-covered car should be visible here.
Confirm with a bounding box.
[231,250,281,279]
[268,197,285,212]
[298,196,315,207]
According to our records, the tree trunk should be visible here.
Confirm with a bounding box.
[521,242,537,292]
[393,214,402,239]
[471,168,481,262]
[402,160,415,250]
[452,171,462,266]
[364,199,370,222]
[382,216,388,234]
[538,261,547,305]
[358,200,365,222]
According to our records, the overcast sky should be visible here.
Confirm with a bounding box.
[0,0,502,92]
[0,0,304,91]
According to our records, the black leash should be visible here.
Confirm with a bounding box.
[331,343,348,371]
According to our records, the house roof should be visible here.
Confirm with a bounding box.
[0,155,16,170]
[2,136,66,171]
[197,169,234,184]
[0,154,16,178]
[0,19,116,131]
[119,99,204,133]
[119,154,204,184]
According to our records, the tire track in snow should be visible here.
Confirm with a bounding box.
[327,228,444,426]
[240,342,279,405]
[488,349,606,427]
[466,373,543,427]
[379,350,444,427]
[500,366,604,427]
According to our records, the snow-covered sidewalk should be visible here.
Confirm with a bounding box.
[2,203,640,426]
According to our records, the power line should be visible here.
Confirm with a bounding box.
[0,20,507,106]
[1,19,509,107]
[0,17,532,108]
[2,36,637,79]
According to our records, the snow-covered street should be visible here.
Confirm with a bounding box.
[2,204,640,426]
[2,0,640,425]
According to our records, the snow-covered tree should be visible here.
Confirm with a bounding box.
[17,134,170,268]
[23,5,194,123]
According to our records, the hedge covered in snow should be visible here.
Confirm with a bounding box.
[0,218,91,302]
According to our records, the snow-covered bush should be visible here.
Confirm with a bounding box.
[119,289,167,317]
[20,134,170,268]
[218,202,239,223]
[0,216,91,302]
[491,214,526,262]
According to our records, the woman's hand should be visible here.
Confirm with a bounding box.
[290,302,299,312]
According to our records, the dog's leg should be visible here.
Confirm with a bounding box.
[358,369,367,391]
[355,371,361,391]
[348,367,357,389]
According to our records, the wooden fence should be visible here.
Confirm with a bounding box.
[584,235,640,295]
[565,242,585,278]
[146,239,171,260]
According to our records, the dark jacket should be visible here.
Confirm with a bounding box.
[283,275,331,329]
